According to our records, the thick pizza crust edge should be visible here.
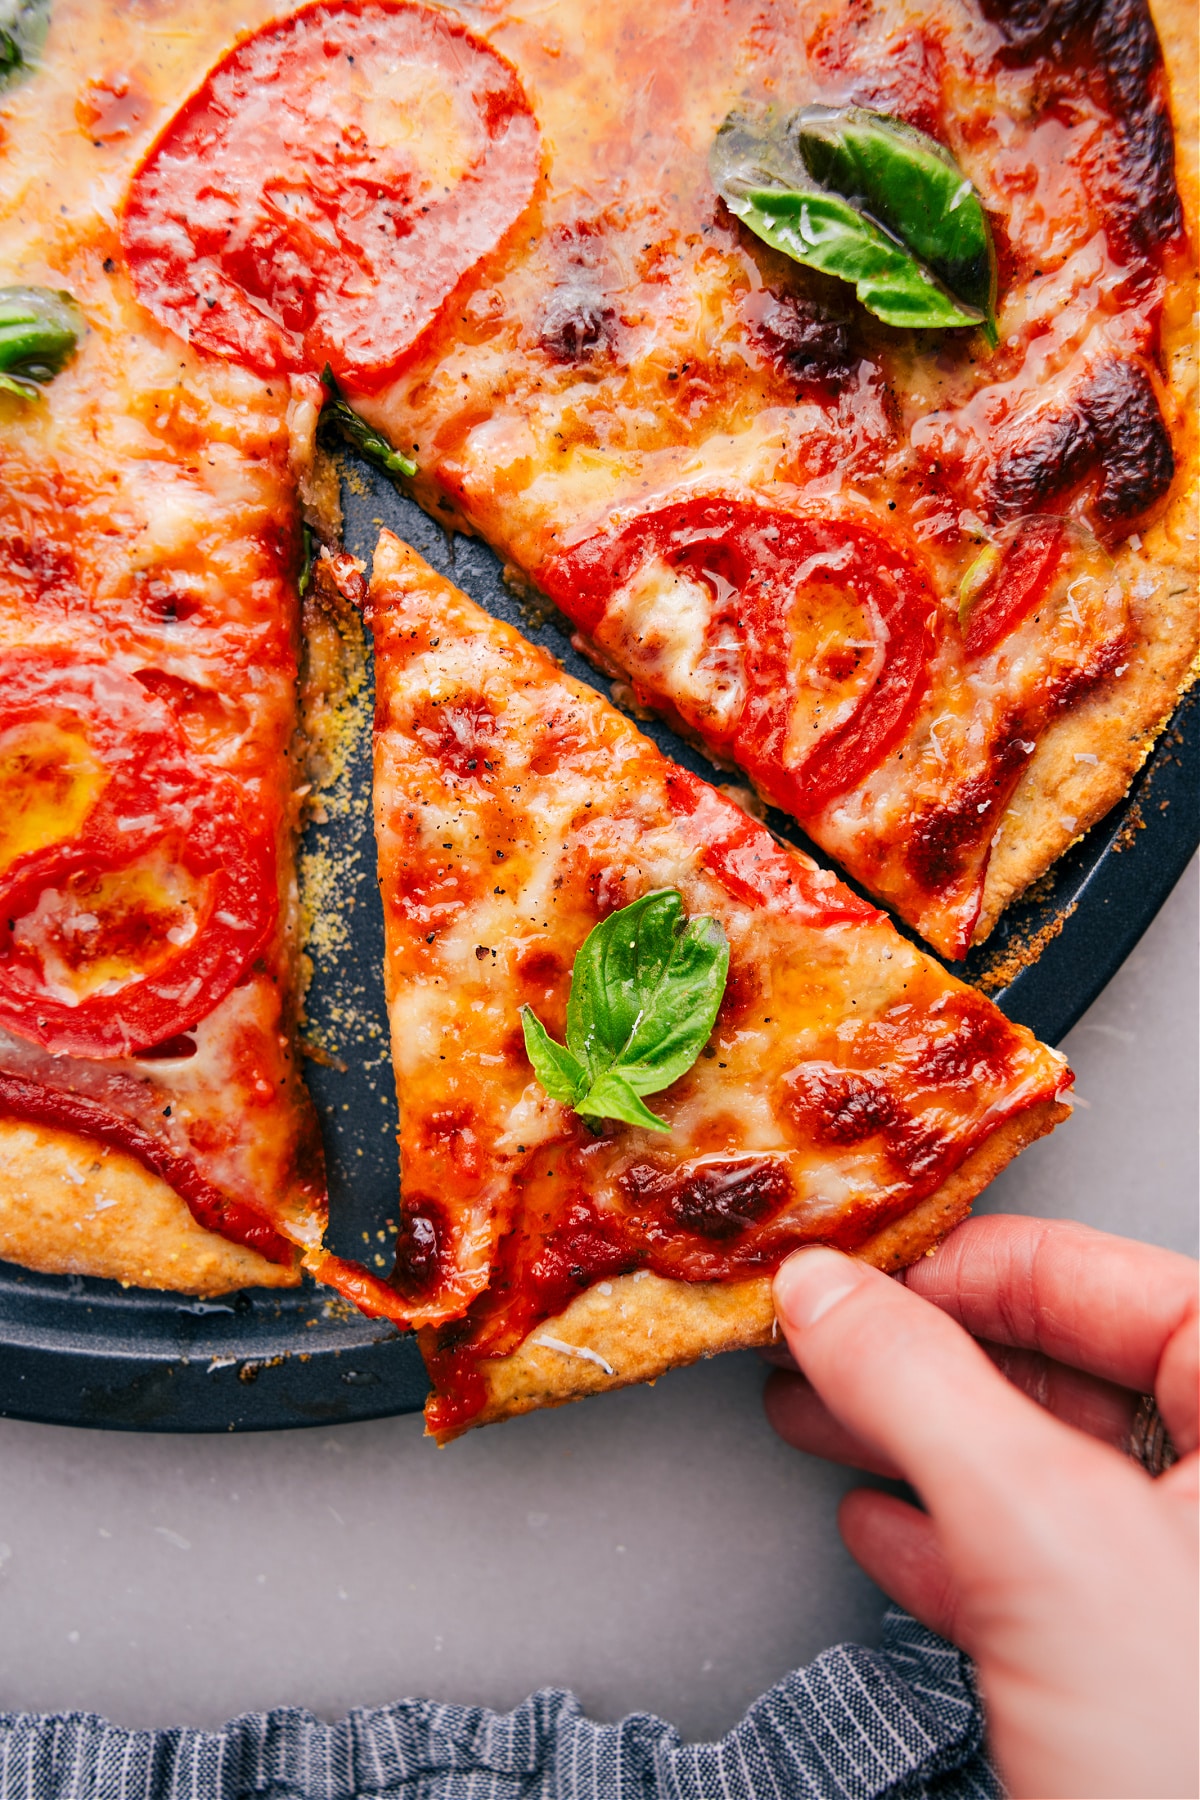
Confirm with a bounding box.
[0,1119,301,1296]
[975,0,1199,941]
[429,1095,1069,1440]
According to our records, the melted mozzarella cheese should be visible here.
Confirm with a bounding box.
[368,534,1068,1331]
[0,0,324,1259]
[602,563,745,732]
[359,0,1188,960]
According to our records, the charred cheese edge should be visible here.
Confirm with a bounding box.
[975,0,1198,941]
[366,534,1071,1439]
[360,0,1198,959]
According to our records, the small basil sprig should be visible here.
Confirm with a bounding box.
[297,521,317,598]
[957,541,1002,631]
[521,889,729,1133]
[1,0,50,90]
[318,364,416,479]
[710,105,998,345]
[0,286,83,399]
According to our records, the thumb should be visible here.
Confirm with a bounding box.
[774,1249,1199,1800]
[771,1246,1119,1541]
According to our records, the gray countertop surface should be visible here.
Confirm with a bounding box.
[0,861,1195,1743]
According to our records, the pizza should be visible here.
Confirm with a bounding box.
[346,0,1197,960]
[320,532,1070,1437]
[0,0,1193,1417]
[0,80,327,1291]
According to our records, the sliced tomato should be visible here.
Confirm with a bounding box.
[540,499,938,818]
[0,1071,295,1263]
[962,516,1070,660]
[0,657,277,1059]
[662,767,881,926]
[122,0,540,390]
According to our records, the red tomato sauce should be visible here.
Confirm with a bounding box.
[662,767,879,927]
[415,1110,972,1438]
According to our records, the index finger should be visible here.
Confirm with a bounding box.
[904,1214,1198,1395]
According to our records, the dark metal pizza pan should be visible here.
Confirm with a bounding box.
[1,465,1195,1433]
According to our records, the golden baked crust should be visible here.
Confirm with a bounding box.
[1151,0,1199,240]
[0,1120,299,1295]
[433,1096,1068,1441]
[975,0,1198,939]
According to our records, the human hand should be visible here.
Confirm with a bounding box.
[765,1215,1198,1800]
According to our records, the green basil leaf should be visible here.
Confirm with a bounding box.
[0,285,82,399]
[566,891,729,1091]
[297,521,317,598]
[957,541,1002,632]
[798,107,997,330]
[733,186,979,333]
[575,1071,674,1135]
[522,889,729,1134]
[0,0,50,90]
[710,106,997,344]
[318,365,417,479]
[520,1006,588,1106]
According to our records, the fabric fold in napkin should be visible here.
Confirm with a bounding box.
[0,1611,1000,1799]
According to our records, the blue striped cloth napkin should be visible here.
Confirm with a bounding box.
[0,1610,1000,1799]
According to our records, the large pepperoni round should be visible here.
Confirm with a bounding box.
[122,0,540,391]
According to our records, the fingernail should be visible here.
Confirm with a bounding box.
[773,1247,863,1332]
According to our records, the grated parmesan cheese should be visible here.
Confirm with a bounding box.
[532,1335,616,1376]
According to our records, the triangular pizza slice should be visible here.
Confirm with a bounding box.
[324,533,1071,1440]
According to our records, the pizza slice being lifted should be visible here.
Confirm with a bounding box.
[326,532,1071,1439]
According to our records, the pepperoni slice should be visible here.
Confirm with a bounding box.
[122,0,540,390]
[540,499,937,818]
[0,657,277,1059]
